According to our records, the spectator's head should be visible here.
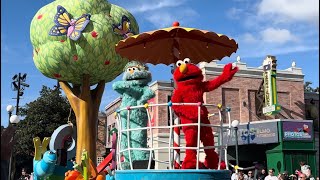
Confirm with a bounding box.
[298,173,307,180]
[268,168,275,176]
[299,161,306,166]
[289,174,298,180]
[261,168,266,174]
[278,173,286,180]
[282,171,289,177]
[295,169,302,175]
[248,171,253,177]
[21,168,26,176]
[238,172,245,180]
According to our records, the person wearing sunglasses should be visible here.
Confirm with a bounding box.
[247,171,254,180]
[265,168,277,180]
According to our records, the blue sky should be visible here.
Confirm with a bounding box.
[1,0,319,127]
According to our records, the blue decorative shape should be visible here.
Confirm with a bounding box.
[115,170,231,180]
[49,124,76,160]
[33,151,57,180]
[168,101,173,107]
[225,107,231,112]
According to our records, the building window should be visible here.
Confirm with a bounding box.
[107,125,111,143]
[222,88,240,123]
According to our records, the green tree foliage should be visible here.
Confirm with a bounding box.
[13,86,75,176]
[304,81,319,93]
[30,0,139,85]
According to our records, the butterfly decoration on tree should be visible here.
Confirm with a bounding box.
[49,5,91,41]
[112,15,136,39]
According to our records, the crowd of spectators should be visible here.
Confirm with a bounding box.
[230,161,318,180]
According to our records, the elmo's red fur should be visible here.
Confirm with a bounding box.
[172,62,238,169]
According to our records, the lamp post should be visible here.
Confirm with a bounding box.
[7,113,20,180]
[11,73,29,115]
[231,120,240,171]
[6,105,15,124]
[8,73,27,180]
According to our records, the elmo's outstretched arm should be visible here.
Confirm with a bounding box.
[203,63,238,92]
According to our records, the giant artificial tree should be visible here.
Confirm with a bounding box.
[30,0,139,166]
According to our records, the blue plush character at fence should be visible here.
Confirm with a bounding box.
[32,137,57,180]
[113,61,155,169]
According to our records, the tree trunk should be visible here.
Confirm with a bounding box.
[59,75,105,167]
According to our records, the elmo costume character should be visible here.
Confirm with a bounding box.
[171,58,238,169]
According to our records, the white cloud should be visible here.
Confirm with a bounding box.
[239,33,258,44]
[238,45,319,58]
[258,0,319,25]
[260,28,298,44]
[127,0,186,13]
[227,0,318,59]
[145,12,173,28]
[227,7,244,20]
[111,0,198,29]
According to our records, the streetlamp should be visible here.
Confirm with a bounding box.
[10,115,20,124]
[6,105,15,124]
[6,109,20,180]
[11,73,29,115]
[231,120,240,171]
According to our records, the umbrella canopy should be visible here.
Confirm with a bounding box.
[115,22,238,65]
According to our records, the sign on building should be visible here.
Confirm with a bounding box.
[262,55,281,115]
[282,121,313,141]
[223,121,279,145]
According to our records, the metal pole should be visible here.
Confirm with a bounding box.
[235,127,239,166]
[8,148,13,180]
[7,111,12,180]
[8,112,12,125]
[16,73,21,115]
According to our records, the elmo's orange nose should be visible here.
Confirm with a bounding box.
[179,64,187,74]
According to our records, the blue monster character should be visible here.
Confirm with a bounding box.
[33,151,57,180]
[112,61,155,169]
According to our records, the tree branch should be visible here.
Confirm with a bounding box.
[80,74,91,100]
[59,81,80,116]
[92,80,105,103]
[72,84,81,97]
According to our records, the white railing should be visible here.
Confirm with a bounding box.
[115,102,232,170]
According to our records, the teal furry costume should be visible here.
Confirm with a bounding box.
[112,61,155,169]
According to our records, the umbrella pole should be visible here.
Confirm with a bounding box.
[172,37,181,169]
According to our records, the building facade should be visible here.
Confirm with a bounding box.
[99,56,318,175]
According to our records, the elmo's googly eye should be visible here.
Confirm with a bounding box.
[176,60,184,67]
[183,58,191,64]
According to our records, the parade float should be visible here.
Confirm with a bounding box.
[30,0,240,179]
